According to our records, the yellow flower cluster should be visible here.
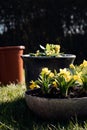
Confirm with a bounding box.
[58,68,72,82]
[28,59,87,96]
[73,72,82,84]
[40,67,54,77]
[30,43,61,57]
[45,44,60,56]
[40,68,51,75]
[80,60,87,68]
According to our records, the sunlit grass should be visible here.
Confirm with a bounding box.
[0,83,26,103]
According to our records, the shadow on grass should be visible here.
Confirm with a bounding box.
[0,98,41,130]
[0,97,87,130]
[0,97,64,130]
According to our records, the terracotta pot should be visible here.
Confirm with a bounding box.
[22,54,76,89]
[25,90,87,120]
[0,46,25,85]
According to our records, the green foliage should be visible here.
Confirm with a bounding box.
[36,71,54,94]
[29,60,87,97]
[81,74,87,90]
[29,44,61,57]
[55,76,75,97]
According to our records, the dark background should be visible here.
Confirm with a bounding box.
[0,0,87,64]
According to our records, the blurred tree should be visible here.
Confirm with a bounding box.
[0,0,87,63]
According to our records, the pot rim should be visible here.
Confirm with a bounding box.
[0,46,25,50]
[22,54,76,59]
[25,90,87,101]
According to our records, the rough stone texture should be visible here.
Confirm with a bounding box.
[25,92,87,120]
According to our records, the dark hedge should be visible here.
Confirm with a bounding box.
[0,0,87,64]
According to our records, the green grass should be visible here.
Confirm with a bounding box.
[0,84,87,130]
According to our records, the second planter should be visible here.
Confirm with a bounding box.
[22,54,76,89]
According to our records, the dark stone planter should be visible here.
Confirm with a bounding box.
[25,90,87,120]
[22,54,76,89]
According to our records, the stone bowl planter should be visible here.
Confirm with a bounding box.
[22,54,76,89]
[25,90,87,120]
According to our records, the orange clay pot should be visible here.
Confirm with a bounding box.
[0,46,25,85]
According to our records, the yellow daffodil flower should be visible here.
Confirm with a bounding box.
[49,72,54,78]
[73,74,82,84]
[29,81,40,90]
[58,68,72,82]
[41,68,51,75]
[80,60,87,68]
[52,81,58,88]
[70,64,75,69]
[55,45,60,53]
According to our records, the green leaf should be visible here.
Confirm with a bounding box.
[40,45,45,50]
